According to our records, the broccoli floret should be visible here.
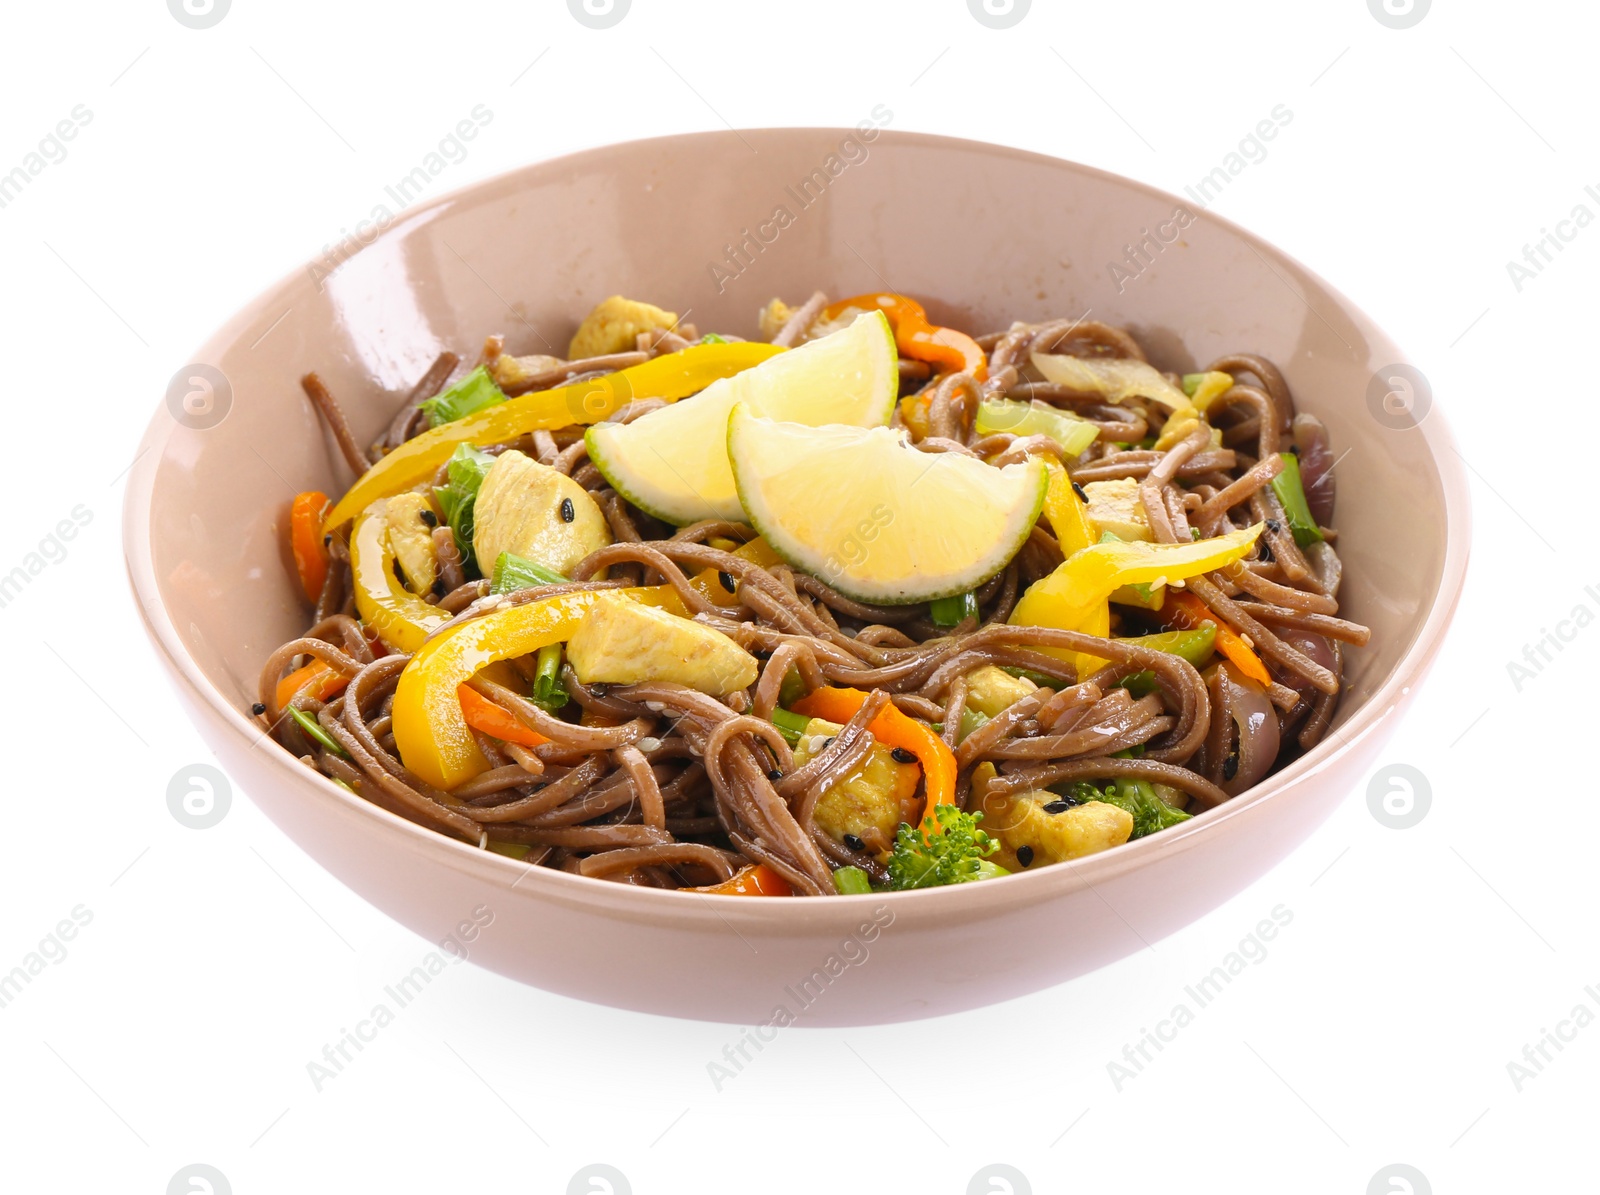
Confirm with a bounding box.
[1095,778,1191,840]
[885,805,1008,890]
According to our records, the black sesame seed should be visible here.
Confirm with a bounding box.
[891,746,916,764]
[322,533,332,546]
[1071,481,1089,503]
[1041,800,1071,814]
[822,737,836,750]
[767,769,784,782]
[1223,751,1240,781]
[419,508,438,528]
[843,833,865,852]
[719,570,737,594]
[251,702,266,716]
[1266,518,1282,534]
[560,497,575,523]
[432,579,447,597]
[1016,844,1035,867]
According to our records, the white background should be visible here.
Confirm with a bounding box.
[1,1,1593,1192]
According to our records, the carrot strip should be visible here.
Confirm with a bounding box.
[290,491,331,603]
[275,660,350,709]
[1164,591,1273,687]
[457,684,549,747]
[694,863,793,896]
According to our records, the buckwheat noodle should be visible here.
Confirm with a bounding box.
[258,300,1366,894]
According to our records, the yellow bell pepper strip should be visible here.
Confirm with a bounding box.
[391,587,686,790]
[324,343,783,530]
[686,537,785,608]
[1182,370,1234,410]
[789,687,957,829]
[1041,462,1095,556]
[290,491,331,603]
[693,863,794,896]
[350,500,453,655]
[1162,590,1273,687]
[457,684,549,748]
[1010,523,1264,678]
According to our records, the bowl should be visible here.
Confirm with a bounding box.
[123,129,1469,1025]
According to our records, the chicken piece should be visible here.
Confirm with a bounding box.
[471,450,611,580]
[568,295,678,359]
[792,718,921,854]
[566,592,758,697]
[384,492,439,594]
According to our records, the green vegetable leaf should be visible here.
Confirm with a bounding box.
[886,804,1005,890]
[929,591,979,628]
[700,333,729,344]
[832,865,873,895]
[490,550,569,595]
[286,706,351,759]
[530,643,568,712]
[419,366,507,428]
[433,443,498,574]
[770,707,811,746]
[1269,451,1325,548]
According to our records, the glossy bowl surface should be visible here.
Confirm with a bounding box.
[124,129,1469,1024]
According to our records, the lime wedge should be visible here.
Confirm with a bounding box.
[728,406,1047,604]
[587,311,897,525]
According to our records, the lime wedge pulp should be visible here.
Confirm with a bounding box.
[587,310,898,525]
[728,407,1047,604]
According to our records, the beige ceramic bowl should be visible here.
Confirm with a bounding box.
[124,130,1469,1025]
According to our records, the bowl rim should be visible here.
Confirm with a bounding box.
[122,127,1472,918]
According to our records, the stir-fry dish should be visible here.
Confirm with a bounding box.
[258,291,1368,897]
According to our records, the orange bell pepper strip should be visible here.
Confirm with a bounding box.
[789,686,957,828]
[457,684,549,748]
[1162,591,1273,687]
[290,491,330,603]
[823,293,987,381]
[324,343,783,530]
[693,863,794,896]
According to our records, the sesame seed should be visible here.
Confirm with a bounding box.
[1223,752,1239,781]
[251,702,266,716]
[1041,800,1071,814]
[637,737,662,753]
[843,833,865,852]
[419,509,438,527]
[719,571,736,594]
[1071,481,1088,503]
[560,497,575,523]
[1016,845,1035,867]
[767,769,783,782]
[890,746,916,764]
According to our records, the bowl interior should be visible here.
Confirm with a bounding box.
[131,128,1459,854]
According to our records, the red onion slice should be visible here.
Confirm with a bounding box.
[1292,413,1337,526]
